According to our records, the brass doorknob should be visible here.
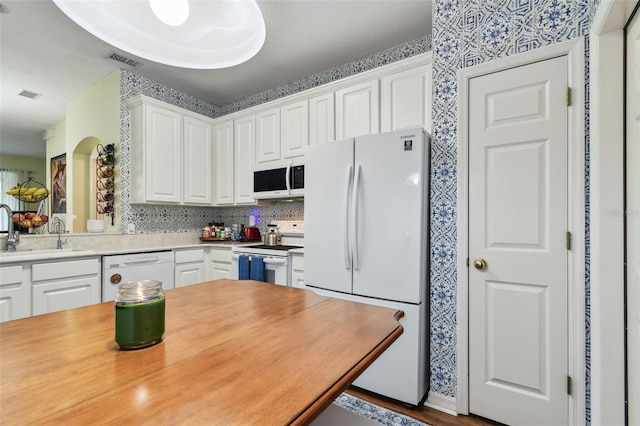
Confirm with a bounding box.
[473,258,487,271]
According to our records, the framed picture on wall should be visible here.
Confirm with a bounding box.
[51,153,67,214]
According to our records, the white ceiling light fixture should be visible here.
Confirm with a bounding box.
[52,0,266,69]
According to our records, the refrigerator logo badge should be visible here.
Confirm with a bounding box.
[404,140,413,151]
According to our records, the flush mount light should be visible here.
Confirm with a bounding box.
[52,0,266,69]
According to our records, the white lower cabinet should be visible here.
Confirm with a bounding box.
[31,258,101,316]
[291,253,305,289]
[207,246,233,280]
[0,264,30,322]
[174,248,205,287]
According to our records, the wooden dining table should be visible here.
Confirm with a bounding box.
[0,279,403,425]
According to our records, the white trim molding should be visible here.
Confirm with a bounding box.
[456,38,586,424]
[588,1,636,424]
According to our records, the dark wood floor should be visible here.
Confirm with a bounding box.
[347,387,505,426]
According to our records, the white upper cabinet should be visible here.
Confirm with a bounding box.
[380,64,433,133]
[213,120,235,206]
[309,93,335,145]
[234,115,256,204]
[255,100,308,169]
[335,80,380,139]
[127,95,214,205]
[281,99,309,158]
[255,108,281,165]
[183,114,213,204]
[129,99,183,203]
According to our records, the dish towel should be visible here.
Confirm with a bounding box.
[250,257,265,282]
[238,255,250,280]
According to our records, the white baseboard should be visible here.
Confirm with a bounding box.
[424,391,458,416]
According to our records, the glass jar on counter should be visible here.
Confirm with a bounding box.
[115,280,165,350]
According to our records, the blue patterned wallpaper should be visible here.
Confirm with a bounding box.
[118,36,431,235]
[430,0,598,422]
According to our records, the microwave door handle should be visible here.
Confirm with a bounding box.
[285,161,292,195]
[344,164,353,270]
[351,164,361,270]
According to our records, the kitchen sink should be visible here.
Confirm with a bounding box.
[0,248,95,261]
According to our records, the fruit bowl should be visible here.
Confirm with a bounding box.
[12,212,49,232]
[8,187,50,203]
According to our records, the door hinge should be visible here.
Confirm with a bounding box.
[567,375,572,395]
[566,231,572,251]
[566,87,572,106]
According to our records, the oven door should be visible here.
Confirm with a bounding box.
[230,254,291,286]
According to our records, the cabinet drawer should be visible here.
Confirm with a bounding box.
[292,255,304,271]
[209,247,232,263]
[32,258,99,282]
[174,249,205,264]
[0,265,22,285]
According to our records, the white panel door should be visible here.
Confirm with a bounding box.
[381,64,432,133]
[335,80,379,139]
[213,120,234,205]
[144,105,182,203]
[627,8,640,424]
[255,108,281,165]
[281,100,309,159]
[352,130,426,303]
[309,92,335,145]
[304,138,354,294]
[234,115,256,205]
[468,56,569,425]
[183,114,212,205]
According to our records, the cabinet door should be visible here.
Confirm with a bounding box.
[144,105,183,203]
[175,263,205,287]
[213,120,235,205]
[380,64,432,133]
[32,277,101,315]
[281,100,309,158]
[207,247,232,281]
[0,265,30,322]
[183,114,213,205]
[309,93,335,145]
[255,108,281,165]
[335,80,380,139]
[234,115,256,204]
[211,262,231,280]
[31,258,101,315]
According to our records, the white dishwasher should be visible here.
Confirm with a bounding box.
[102,251,175,301]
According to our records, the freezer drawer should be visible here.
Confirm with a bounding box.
[309,287,429,405]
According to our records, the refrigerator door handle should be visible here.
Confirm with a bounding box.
[351,163,361,270]
[344,164,353,270]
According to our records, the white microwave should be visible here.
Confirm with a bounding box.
[253,163,304,200]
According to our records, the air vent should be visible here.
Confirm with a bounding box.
[108,52,142,68]
[18,90,41,99]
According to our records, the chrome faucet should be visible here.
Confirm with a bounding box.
[51,217,66,249]
[0,203,20,252]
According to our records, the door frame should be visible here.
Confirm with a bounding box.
[589,1,637,424]
[456,38,585,424]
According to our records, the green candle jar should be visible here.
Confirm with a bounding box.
[115,280,165,350]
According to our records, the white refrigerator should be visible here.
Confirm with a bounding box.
[304,127,430,406]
